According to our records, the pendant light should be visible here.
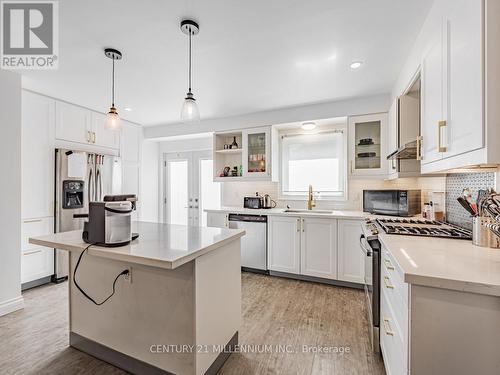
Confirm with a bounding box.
[180,20,200,122]
[104,48,122,130]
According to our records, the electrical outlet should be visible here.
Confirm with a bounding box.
[124,267,132,283]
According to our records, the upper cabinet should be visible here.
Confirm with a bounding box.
[419,0,500,172]
[213,126,277,182]
[242,127,271,179]
[55,100,120,150]
[21,91,55,219]
[348,113,387,177]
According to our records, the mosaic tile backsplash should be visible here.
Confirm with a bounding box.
[445,172,496,230]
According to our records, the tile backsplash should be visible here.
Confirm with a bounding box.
[445,172,496,230]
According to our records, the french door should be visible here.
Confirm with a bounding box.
[163,150,221,226]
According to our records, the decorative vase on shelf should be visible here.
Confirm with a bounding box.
[230,136,238,149]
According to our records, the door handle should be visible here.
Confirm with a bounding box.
[416,135,422,160]
[383,318,394,336]
[438,121,447,152]
[296,218,300,232]
[384,259,395,270]
[23,218,42,223]
[302,218,305,232]
[383,276,395,289]
[92,132,96,143]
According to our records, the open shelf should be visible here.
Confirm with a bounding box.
[215,148,243,154]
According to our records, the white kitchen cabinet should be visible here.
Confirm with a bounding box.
[421,29,444,165]
[55,100,91,145]
[419,0,500,172]
[21,217,54,284]
[337,220,365,284]
[349,113,387,177]
[91,112,120,150]
[207,212,228,228]
[21,91,55,219]
[267,216,301,274]
[300,217,338,279]
[242,127,271,179]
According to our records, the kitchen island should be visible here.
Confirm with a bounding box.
[29,222,245,375]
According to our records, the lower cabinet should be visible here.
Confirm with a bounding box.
[21,217,54,285]
[300,217,338,279]
[206,212,229,228]
[268,216,301,274]
[337,219,365,283]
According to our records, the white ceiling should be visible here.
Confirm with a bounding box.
[21,0,433,126]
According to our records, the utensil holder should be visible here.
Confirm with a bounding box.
[472,217,500,248]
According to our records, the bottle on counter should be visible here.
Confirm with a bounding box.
[422,203,430,219]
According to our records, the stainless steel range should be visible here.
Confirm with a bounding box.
[376,218,472,239]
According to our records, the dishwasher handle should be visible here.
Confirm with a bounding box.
[228,214,267,223]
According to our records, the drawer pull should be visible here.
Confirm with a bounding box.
[383,318,395,336]
[384,259,395,270]
[384,276,395,289]
[23,218,42,223]
[24,249,42,256]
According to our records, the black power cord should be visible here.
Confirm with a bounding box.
[73,243,129,306]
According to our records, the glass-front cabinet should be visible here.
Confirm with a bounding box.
[242,127,271,178]
[349,113,387,177]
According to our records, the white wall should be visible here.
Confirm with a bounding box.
[159,137,212,154]
[0,70,24,316]
[144,94,390,139]
[140,140,160,222]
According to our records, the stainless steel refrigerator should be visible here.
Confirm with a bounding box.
[54,149,122,281]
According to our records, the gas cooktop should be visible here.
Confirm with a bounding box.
[376,218,472,240]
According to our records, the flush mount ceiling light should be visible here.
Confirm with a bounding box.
[301,121,317,130]
[104,48,122,130]
[180,19,200,123]
[350,61,363,70]
[124,107,132,112]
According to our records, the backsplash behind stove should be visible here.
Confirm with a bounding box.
[446,172,496,230]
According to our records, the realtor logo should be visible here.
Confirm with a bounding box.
[1,1,58,69]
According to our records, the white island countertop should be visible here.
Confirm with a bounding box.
[29,221,245,270]
[378,231,500,297]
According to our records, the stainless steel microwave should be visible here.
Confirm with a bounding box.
[363,190,421,217]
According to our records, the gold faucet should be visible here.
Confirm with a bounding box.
[307,185,316,210]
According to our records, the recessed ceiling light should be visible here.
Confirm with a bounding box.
[301,122,317,130]
[124,107,132,111]
[350,61,363,70]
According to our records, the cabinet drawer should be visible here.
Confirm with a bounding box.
[381,248,408,341]
[21,217,54,252]
[21,247,54,284]
[380,287,407,375]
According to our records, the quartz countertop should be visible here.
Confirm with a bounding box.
[378,231,500,297]
[205,206,367,219]
[29,221,245,270]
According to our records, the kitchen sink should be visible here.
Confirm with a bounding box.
[283,209,333,214]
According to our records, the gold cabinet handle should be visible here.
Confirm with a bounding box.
[87,130,91,142]
[24,249,42,256]
[383,318,395,336]
[384,259,395,270]
[23,218,42,223]
[416,135,422,160]
[438,121,447,152]
[384,276,395,289]
[92,131,96,143]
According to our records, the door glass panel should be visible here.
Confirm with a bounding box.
[168,160,188,225]
[247,132,266,174]
[354,121,381,170]
[200,159,221,226]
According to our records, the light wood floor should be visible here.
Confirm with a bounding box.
[0,273,385,375]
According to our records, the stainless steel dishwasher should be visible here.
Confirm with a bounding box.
[228,214,267,273]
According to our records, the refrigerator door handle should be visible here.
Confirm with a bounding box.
[96,168,102,201]
[88,167,94,204]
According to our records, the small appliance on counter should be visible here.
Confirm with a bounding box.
[262,194,276,209]
[244,195,263,209]
[82,198,138,247]
[363,189,421,217]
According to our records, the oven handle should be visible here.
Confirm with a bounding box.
[359,234,372,257]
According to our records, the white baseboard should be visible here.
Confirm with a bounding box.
[0,296,24,317]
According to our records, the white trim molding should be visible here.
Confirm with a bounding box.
[0,296,24,317]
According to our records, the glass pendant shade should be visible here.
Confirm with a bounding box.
[105,106,121,130]
[181,93,200,122]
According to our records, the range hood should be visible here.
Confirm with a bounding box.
[387,137,421,160]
